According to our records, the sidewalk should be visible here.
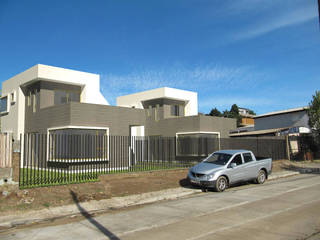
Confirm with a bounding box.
[0,170,300,230]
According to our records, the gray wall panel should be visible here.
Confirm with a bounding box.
[255,111,309,130]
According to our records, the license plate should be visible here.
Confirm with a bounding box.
[191,179,200,184]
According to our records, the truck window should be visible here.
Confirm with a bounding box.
[230,154,242,166]
[243,153,253,163]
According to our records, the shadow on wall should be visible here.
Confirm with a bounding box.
[70,190,120,240]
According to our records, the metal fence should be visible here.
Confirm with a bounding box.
[19,133,288,188]
[289,135,320,161]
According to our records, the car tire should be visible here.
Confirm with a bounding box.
[256,170,266,184]
[215,176,228,192]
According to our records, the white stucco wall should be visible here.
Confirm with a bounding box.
[1,64,109,139]
[116,87,198,116]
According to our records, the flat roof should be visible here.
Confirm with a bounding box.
[254,107,309,119]
[229,127,289,137]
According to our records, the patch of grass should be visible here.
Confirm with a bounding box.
[42,202,50,208]
[19,162,193,189]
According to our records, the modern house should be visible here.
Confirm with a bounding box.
[230,107,311,137]
[0,64,236,144]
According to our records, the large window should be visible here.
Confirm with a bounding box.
[54,90,80,105]
[171,105,180,116]
[49,128,109,161]
[0,96,8,113]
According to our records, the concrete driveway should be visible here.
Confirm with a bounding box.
[1,174,320,240]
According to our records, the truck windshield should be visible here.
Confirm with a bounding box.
[204,153,232,165]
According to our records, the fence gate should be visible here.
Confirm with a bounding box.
[0,133,12,168]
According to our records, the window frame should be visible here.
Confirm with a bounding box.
[228,154,243,167]
[0,96,9,114]
[47,126,109,162]
[242,152,254,164]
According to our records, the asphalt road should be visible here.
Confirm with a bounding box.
[1,174,320,240]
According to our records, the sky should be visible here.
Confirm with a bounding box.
[0,0,319,115]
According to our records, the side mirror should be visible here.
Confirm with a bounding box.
[231,163,237,168]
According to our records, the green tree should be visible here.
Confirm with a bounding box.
[248,109,256,115]
[209,107,222,117]
[307,90,320,136]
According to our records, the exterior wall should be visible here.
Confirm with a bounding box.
[69,102,146,136]
[254,110,309,131]
[199,115,236,138]
[145,115,236,138]
[1,65,38,139]
[117,87,198,116]
[1,64,109,139]
[241,117,254,126]
[25,102,146,136]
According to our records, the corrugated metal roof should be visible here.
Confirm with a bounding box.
[229,127,289,137]
[254,107,309,119]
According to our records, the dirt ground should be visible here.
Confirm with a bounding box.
[0,159,309,216]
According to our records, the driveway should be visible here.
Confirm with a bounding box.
[1,174,320,240]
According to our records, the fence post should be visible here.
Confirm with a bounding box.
[286,135,291,161]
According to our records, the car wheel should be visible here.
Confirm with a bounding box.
[257,170,266,184]
[215,176,228,192]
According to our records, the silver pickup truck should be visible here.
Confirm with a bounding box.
[187,149,272,192]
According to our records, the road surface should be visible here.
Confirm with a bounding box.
[1,174,320,240]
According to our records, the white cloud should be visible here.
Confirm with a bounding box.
[100,64,267,105]
[233,3,318,40]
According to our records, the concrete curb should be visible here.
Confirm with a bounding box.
[0,170,300,230]
[268,171,300,180]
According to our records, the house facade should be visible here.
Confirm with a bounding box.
[230,107,311,137]
[1,64,236,143]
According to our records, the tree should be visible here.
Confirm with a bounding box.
[248,109,256,115]
[209,108,222,117]
[307,90,320,136]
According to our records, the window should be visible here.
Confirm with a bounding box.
[10,91,16,104]
[171,105,179,116]
[49,128,109,160]
[243,153,253,163]
[32,92,36,112]
[54,90,80,105]
[0,96,8,113]
[27,92,31,106]
[229,154,243,166]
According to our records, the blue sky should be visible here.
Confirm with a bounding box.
[0,0,319,115]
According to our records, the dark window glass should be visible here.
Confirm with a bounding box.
[54,90,67,105]
[171,105,179,116]
[54,90,80,105]
[243,153,253,163]
[0,97,7,112]
[204,153,232,165]
[49,128,108,159]
[230,154,242,166]
[69,91,80,102]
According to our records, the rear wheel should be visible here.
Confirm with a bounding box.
[215,176,228,192]
[257,170,266,184]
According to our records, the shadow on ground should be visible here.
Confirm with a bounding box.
[70,190,120,240]
[179,177,260,192]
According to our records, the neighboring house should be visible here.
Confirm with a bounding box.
[0,64,236,143]
[238,107,255,127]
[230,107,311,137]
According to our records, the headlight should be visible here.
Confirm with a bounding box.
[206,174,215,181]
